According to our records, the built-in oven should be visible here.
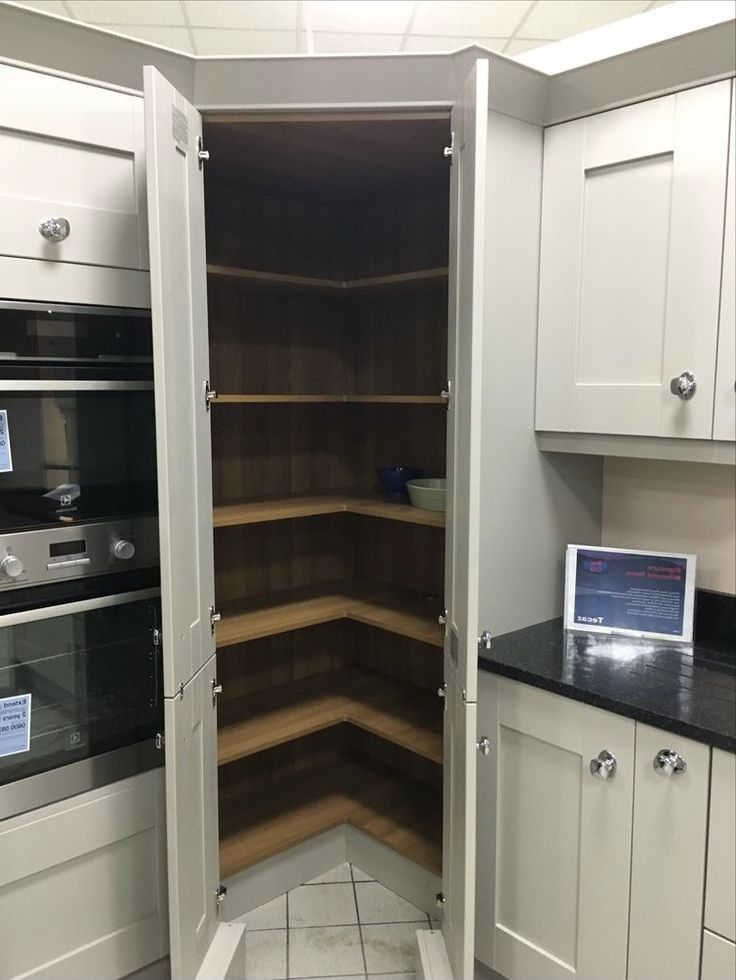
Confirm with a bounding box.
[0,301,156,533]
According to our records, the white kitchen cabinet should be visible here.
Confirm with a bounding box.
[536,80,732,441]
[713,80,736,442]
[477,675,635,980]
[701,930,736,980]
[0,769,167,980]
[705,749,736,943]
[627,725,710,980]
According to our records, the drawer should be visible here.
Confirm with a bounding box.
[705,749,736,941]
[0,129,145,270]
[0,256,150,309]
[701,930,736,980]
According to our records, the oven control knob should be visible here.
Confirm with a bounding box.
[0,555,23,579]
[112,539,136,561]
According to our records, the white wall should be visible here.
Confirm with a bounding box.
[602,458,736,594]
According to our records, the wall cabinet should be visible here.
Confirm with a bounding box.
[536,80,733,444]
[713,80,736,442]
[477,675,726,980]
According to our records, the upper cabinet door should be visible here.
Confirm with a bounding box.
[444,58,487,704]
[145,67,243,980]
[144,66,216,699]
[713,81,736,442]
[536,81,732,439]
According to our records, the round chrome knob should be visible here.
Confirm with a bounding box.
[653,749,687,777]
[112,539,135,561]
[669,371,697,400]
[590,749,617,779]
[0,554,23,579]
[477,736,491,756]
[38,217,70,242]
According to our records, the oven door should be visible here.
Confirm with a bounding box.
[0,587,162,818]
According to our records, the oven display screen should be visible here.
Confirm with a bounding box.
[49,539,86,558]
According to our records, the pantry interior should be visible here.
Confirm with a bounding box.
[200,113,453,887]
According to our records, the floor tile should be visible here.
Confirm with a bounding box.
[305,861,353,884]
[236,894,287,930]
[289,882,358,927]
[350,864,374,882]
[355,881,427,924]
[362,922,428,974]
[368,974,415,979]
[245,929,287,980]
[289,924,364,977]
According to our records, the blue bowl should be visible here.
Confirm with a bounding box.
[377,466,423,495]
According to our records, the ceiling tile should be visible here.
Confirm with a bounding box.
[403,34,505,52]
[312,31,405,53]
[186,1,298,30]
[11,1,70,15]
[66,1,186,25]
[505,36,547,55]
[519,0,651,40]
[103,23,194,50]
[307,1,414,34]
[411,0,533,37]
[194,27,297,55]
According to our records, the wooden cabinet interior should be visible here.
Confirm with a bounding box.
[204,113,450,881]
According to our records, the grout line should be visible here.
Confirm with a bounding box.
[399,1,418,52]
[285,888,290,979]
[502,0,539,53]
[350,863,370,979]
[178,0,198,55]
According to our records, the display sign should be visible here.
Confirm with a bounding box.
[0,694,31,757]
[564,545,696,642]
[0,409,12,473]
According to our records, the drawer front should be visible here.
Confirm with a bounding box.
[701,930,736,980]
[0,256,150,308]
[705,749,736,942]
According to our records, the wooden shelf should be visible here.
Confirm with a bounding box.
[207,263,448,292]
[216,580,444,650]
[214,491,445,529]
[218,668,442,767]
[219,759,442,877]
[213,394,446,404]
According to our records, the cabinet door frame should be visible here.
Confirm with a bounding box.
[713,80,735,441]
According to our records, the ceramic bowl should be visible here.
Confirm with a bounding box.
[377,466,422,495]
[406,478,446,511]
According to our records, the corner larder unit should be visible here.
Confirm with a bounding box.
[205,114,450,879]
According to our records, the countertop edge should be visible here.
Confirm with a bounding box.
[478,656,736,754]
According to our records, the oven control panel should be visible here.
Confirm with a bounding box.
[0,515,159,589]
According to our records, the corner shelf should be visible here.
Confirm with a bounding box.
[218,667,442,768]
[207,263,448,292]
[219,758,443,878]
[216,579,444,650]
[213,394,446,404]
[214,491,445,529]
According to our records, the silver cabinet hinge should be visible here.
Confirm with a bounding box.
[215,884,227,913]
[177,681,185,700]
[205,380,218,410]
[440,381,451,405]
[198,136,210,170]
[443,132,454,160]
[436,891,446,908]
[478,630,492,651]
[155,732,165,750]
[152,628,162,648]
[437,684,446,700]
[212,678,223,705]
[210,605,221,634]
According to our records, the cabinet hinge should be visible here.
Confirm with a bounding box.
[152,627,162,648]
[212,678,223,705]
[198,136,210,170]
[440,381,451,405]
[205,380,218,410]
[154,732,165,750]
[443,132,454,161]
[435,891,446,908]
[215,884,227,913]
[210,605,222,634]
[478,630,492,651]
[177,681,184,700]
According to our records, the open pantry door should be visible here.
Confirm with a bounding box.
[144,66,244,979]
[420,58,489,980]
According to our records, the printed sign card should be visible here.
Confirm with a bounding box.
[0,409,12,473]
[564,545,696,643]
[0,694,32,757]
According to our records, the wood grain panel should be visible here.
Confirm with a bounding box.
[213,491,445,529]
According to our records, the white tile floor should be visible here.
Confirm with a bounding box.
[235,861,438,979]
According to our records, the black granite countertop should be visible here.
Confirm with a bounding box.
[479,605,736,752]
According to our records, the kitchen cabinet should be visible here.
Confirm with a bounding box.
[713,80,736,442]
[701,930,736,980]
[477,675,716,980]
[705,749,736,943]
[536,80,732,443]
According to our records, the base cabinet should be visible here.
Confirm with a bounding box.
[701,930,736,980]
[0,768,167,980]
[477,675,719,980]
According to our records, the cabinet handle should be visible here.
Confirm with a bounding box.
[38,217,70,242]
[477,736,491,756]
[653,748,687,777]
[589,749,617,779]
[669,371,697,400]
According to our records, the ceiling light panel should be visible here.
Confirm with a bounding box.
[411,0,534,36]
[307,1,415,34]
[66,0,186,24]
[186,0,298,30]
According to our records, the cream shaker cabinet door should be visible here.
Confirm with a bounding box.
[536,81,731,440]
[713,81,736,442]
[701,930,736,980]
[628,725,710,980]
[705,749,736,942]
[490,679,635,980]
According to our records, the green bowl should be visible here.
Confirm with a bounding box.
[406,478,446,512]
